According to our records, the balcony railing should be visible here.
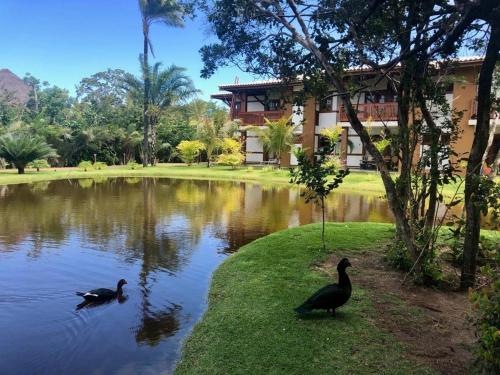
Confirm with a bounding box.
[235,110,284,126]
[469,100,497,120]
[339,102,398,122]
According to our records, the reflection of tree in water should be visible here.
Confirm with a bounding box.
[134,178,182,346]
[134,304,181,346]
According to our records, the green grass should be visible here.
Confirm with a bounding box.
[175,223,435,375]
[0,163,463,197]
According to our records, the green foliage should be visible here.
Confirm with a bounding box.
[0,134,56,174]
[290,136,349,249]
[216,138,245,168]
[474,177,500,228]
[127,161,142,170]
[216,153,245,168]
[176,140,204,165]
[247,116,297,168]
[27,159,50,172]
[386,240,413,271]
[374,138,391,153]
[78,161,94,172]
[319,126,342,144]
[469,258,500,374]
[219,137,241,154]
[196,119,221,166]
[93,161,107,170]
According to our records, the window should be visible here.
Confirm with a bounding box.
[319,97,333,112]
[268,99,280,111]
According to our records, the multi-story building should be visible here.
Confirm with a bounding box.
[212,56,499,172]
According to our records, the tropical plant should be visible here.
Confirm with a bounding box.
[197,118,222,167]
[290,138,349,250]
[246,116,297,168]
[0,134,56,174]
[216,153,245,168]
[27,159,50,172]
[78,160,94,171]
[127,161,142,170]
[217,138,245,168]
[469,259,500,374]
[138,0,187,166]
[125,60,197,165]
[93,161,107,170]
[176,140,204,165]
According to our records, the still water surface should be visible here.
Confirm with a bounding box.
[0,177,393,374]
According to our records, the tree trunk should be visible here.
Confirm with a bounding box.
[142,23,150,167]
[460,24,499,290]
[313,49,420,271]
[18,167,25,174]
[321,196,326,250]
[150,118,157,166]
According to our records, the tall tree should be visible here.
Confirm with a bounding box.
[198,0,499,281]
[461,25,500,289]
[138,0,186,166]
[125,61,197,164]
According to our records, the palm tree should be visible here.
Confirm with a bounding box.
[246,116,298,168]
[138,0,186,166]
[197,118,222,168]
[0,134,57,174]
[125,61,197,164]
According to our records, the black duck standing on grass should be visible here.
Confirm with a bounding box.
[76,279,128,302]
[295,258,352,316]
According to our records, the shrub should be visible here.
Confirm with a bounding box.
[127,161,142,170]
[217,153,245,168]
[323,155,342,171]
[216,138,245,168]
[220,138,242,154]
[78,161,94,171]
[385,240,413,271]
[28,159,50,172]
[469,262,500,374]
[0,134,56,174]
[176,140,205,165]
[93,161,107,170]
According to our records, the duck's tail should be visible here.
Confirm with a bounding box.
[76,292,85,297]
[294,303,311,314]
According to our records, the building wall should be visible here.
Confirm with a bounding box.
[228,63,485,170]
[302,97,316,159]
[452,66,480,166]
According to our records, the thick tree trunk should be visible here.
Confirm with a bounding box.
[142,24,150,167]
[460,24,499,290]
[17,167,25,174]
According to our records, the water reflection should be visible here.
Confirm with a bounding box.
[76,294,128,311]
[0,177,398,374]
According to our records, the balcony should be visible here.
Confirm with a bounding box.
[235,110,284,126]
[339,102,398,122]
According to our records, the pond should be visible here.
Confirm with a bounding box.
[0,177,395,374]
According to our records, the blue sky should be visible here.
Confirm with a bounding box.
[0,0,256,100]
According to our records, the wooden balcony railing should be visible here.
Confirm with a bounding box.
[235,110,284,126]
[339,102,398,122]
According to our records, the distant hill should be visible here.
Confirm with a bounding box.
[0,69,30,104]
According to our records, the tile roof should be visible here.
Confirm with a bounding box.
[216,56,484,90]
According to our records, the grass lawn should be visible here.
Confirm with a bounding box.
[175,223,436,375]
[0,163,463,197]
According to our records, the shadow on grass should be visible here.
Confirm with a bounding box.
[294,310,350,321]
